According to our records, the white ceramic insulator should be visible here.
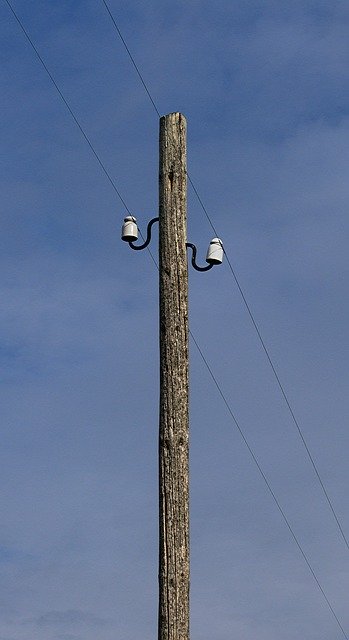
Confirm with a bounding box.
[206,238,223,264]
[122,216,138,242]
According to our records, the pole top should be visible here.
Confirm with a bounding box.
[161,112,186,122]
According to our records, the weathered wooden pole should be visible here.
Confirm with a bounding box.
[158,112,189,640]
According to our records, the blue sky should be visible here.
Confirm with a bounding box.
[1,1,349,638]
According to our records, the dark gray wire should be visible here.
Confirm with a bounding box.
[3,0,158,270]
[4,2,348,634]
[190,330,348,640]
[188,157,349,553]
[101,0,161,118]
[99,0,349,553]
[3,0,129,213]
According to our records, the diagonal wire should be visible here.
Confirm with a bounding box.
[4,0,129,213]
[2,0,158,270]
[4,2,349,635]
[101,0,161,118]
[188,177,349,552]
[190,331,348,640]
[99,0,349,552]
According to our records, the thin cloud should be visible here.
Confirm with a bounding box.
[34,609,107,628]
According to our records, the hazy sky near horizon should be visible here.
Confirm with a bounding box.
[1,1,349,638]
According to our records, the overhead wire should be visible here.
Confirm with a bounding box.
[3,1,348,636]
[101,0,161,118]
[99,0,349,553]
[2,0,158,268]
[191,332,349,640]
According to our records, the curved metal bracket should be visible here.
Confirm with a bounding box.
[186,242,213,272]
[129,217,159,250]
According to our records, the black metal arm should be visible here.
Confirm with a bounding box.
[186,242,213,272]
[129,217,159,250]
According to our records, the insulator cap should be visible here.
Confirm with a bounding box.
[122,216,138,242]
[206,238,224,265]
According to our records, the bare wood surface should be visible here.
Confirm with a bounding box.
[158,112,189,640]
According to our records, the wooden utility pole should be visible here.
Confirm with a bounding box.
[158,112,189,640]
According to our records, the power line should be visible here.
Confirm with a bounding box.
[190,331,348,640]
[101,0,161,118]
[99,0,349,552]
[4,2,348,635]
[4,0,129,213]
[2,0,158,269]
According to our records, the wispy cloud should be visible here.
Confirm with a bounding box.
[34,609,107,628]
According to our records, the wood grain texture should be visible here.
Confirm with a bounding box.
[158,112,189,640]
